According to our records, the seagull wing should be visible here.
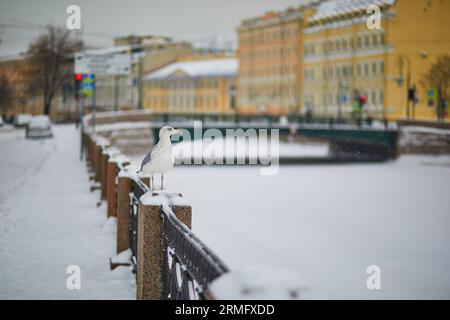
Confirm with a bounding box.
[140,149,153,171]
[139,143,162,171]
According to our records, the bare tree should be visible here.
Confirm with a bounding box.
[0,74,13,118]
[26,25,82,115]
[422,55,450,121]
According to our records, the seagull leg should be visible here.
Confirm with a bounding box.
[151,174,154,191]
[161,173,164,190]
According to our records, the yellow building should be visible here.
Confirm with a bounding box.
[301,0,450,121]
[143,57,237,114]
[94,35,192,111]
[237,7,304,115]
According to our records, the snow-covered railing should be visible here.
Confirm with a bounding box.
[82,130,229,300]
[83,109,392,129]
[160,195,229,300]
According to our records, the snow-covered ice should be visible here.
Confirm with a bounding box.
[152,155,450,299]
[210,265,311,300]
[0,125,135,299]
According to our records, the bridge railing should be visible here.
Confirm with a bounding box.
[84,109,392,130]
[83,130,229,300]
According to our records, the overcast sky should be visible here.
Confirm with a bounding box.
[0,0,308,57]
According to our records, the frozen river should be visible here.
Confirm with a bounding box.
[132,153,450,299]
[2,124,449,299]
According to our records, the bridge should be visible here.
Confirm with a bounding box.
[86,111,399,162]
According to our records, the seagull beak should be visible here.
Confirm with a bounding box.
[173,129,183,135]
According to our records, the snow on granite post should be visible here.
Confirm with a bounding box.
[90,138,95,169]
[116,171,132,254]
[88,135,95,169]
[106,161,117,217]
[100,151,108,199]
[94,145,101,181]
[136,191,191,300]
[105,149,122,218]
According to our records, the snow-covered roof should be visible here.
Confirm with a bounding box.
[310,0,395,22]
[144,58,238,80]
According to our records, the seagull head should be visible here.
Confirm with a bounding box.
[159,126,183,140]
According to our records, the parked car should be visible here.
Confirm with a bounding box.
[0,115,3,127]
[14,114,32,127]
[26,115,53,139]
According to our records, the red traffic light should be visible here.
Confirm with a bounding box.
[74,73,82,81]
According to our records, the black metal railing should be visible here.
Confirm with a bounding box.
[128,176,228,299]
[129,178,148,274]
[161,208,229,300]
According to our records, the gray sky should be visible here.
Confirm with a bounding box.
[0,0,307,57]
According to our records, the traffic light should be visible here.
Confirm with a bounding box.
[359,95,367,110]
[74,73,82,100]
[408,85,417,102]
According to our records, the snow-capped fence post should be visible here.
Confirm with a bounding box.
[116,175,132,254]
[106,160,117,218]
[90,141,95,174]
[90,139,97,171]
[136,202,161,300]
[85,133,93,168]
[136,194,192,300]
[95,145,102,181]
[100,151,108,199]
[92,144,98,181]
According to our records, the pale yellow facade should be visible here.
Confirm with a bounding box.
[237,8,304,115]
[143,56,237,114]
[301,0,450,121]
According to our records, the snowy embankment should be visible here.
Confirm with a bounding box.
[398,126,450,155]
[0,125,134,299]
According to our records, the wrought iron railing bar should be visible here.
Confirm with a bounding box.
[161,209,229,275]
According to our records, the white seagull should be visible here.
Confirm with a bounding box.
[138,126,183,190]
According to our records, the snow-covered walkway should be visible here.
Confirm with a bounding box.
[0,125,135,299]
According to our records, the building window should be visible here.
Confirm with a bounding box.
[372,33,378,46]
[342,39,348,51]
[364,34,369,47]
[356,36,362,48]
[356,65,361,77]
[328,41,334,53]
